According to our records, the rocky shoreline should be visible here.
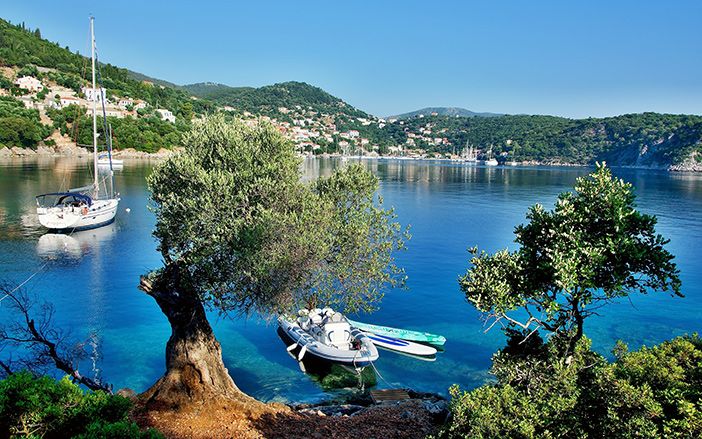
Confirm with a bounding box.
[2,145,700,172]
[0,144,176,159]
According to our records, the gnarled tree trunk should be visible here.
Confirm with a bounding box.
[138,269,253,410]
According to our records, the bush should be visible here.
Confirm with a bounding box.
[0,371,162,438]
[438,335,702,438]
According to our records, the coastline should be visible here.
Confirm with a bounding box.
[1,146,700,172]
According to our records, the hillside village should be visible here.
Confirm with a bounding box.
[3,63,451,159]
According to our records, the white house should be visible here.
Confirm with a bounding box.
[104,108,124,118]
[59,96,81,108]
[15,76,43,92]
[133,100,147,110]
[156,108,176,123]
[81,87,107,102]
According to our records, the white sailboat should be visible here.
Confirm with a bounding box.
[484,144,498,166]
[462,141,477,164]
[36,17,119,232]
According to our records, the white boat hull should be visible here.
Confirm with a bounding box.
[278,317,379,366]
[98,159,123,166]
[37,198,119,231]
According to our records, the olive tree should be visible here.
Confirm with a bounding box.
[459,163,681,353]
[140,115,406,407]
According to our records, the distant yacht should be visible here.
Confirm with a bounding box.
[35,17,119,232]
[462,141,477,164]
[484,145,498,166]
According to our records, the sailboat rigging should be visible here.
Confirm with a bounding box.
[35,16,120,232]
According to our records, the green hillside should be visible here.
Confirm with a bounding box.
[183,81,368,118]
[397,112,702,166]
[389,107,503,119]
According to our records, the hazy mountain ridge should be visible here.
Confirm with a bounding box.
[389,107,503,119]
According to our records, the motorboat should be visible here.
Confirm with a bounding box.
[278,308,379,367]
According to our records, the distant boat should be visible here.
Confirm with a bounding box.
[462,142,477,164]
[97,153,123,167]
[35,17,119,232]
[484,145,498,166]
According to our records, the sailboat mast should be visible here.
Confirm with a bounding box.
[90,16,98,197]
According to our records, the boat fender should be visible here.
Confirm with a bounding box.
[297,344,308,361]
[286,343,298,352]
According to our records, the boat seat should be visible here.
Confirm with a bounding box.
[324,321,352,349]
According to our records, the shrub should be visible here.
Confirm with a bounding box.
[0,371,162,438]
[438,335,702,438]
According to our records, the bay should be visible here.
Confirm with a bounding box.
[1,156,700,403]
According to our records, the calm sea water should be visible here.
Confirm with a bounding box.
[0,157,701,403]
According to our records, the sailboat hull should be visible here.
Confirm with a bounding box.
[37,199,119,232]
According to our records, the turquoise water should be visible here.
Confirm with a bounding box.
[1,157,701,403]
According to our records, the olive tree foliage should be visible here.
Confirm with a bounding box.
[146,114,407,317]
[459,163,681,350]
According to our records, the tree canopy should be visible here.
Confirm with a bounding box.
[147,114,407,316]
[459,163,681,349]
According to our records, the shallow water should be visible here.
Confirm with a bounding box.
[1,156,701,402]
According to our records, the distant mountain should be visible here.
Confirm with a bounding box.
[182,81,369,118]
[126,69,180,89]
[389,107,503,120]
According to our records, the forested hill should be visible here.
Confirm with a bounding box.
[389,107,503,119]
[400,112,702,169]
[0,18,213,114]
[182,81,370,119]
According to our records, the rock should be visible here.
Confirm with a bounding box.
[0,147,11,157]
[116,388,138,401]
[11,146,35,156]
[35,145,55,155]
[422,400,448,415]
[400,410,414,419]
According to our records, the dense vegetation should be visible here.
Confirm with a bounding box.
[0,95,50,148]
[389,106,503,119]
[0,371,161,438]
[399,112,702,165]
[183,81,367,119]
[438,333,702,438]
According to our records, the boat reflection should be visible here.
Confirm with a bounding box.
[36,222,117,260]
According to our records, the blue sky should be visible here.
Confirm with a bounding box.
[5,0,701,118]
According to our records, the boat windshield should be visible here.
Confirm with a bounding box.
[36,192,93,208]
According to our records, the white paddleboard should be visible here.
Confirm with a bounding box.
[362,332,437,357]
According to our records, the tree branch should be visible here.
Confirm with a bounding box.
[0,283,111,393]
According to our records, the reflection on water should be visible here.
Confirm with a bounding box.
[1,157,702,403]
[36,223,118,260]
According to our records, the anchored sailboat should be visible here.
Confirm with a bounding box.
[484,144,498,166]
[462,141,477,164]
[36,17,119,232]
